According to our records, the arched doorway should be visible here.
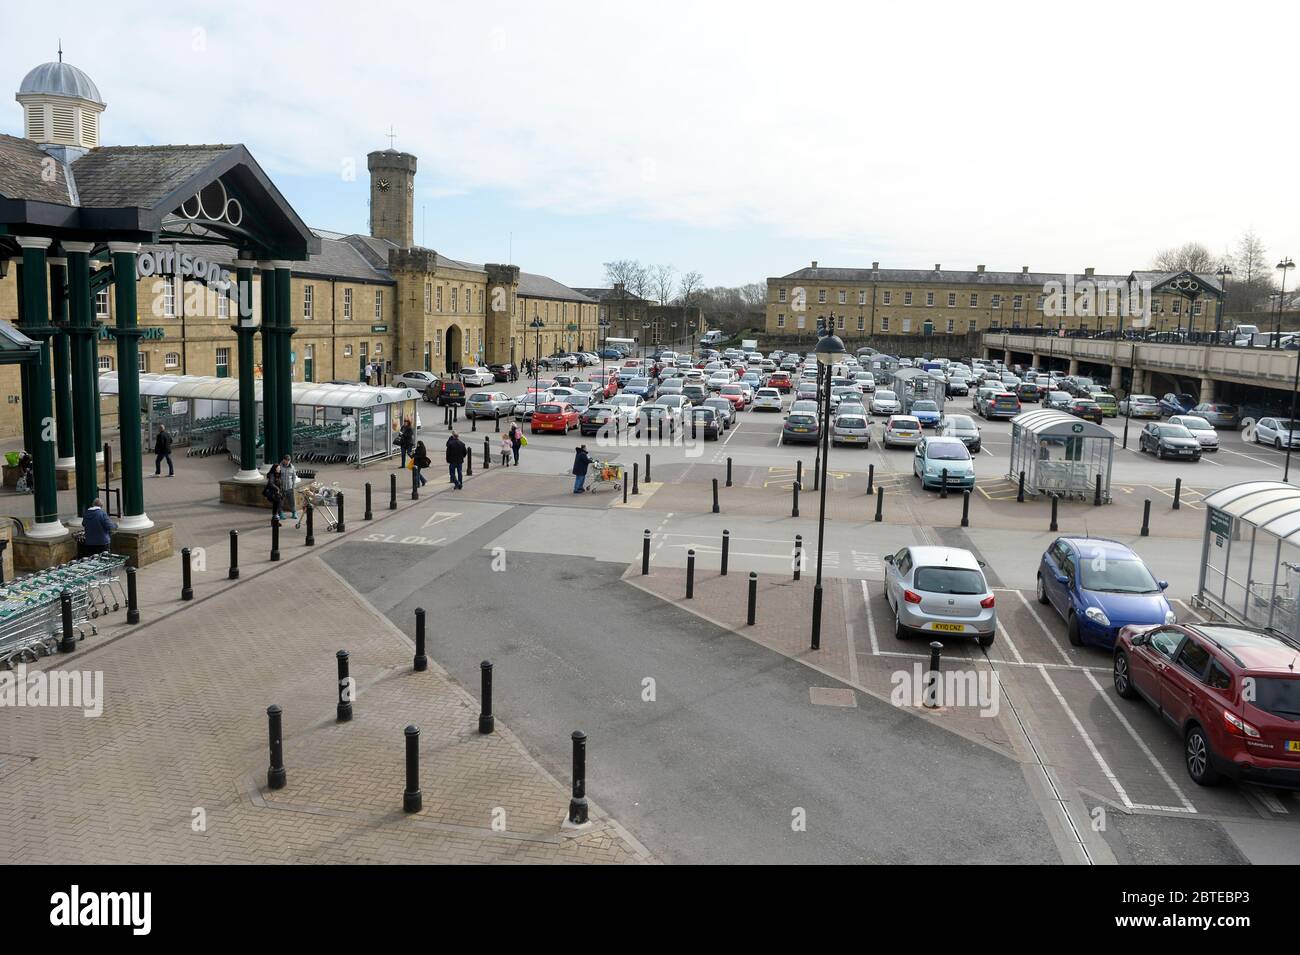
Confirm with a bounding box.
[445,325,461,375]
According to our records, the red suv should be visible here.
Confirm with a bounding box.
[766,372,793,393]
[1114,622,1300,788]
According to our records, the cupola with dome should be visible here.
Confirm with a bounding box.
[15,47,105,149]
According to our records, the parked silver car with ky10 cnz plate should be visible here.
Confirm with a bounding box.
[884,546,996,647]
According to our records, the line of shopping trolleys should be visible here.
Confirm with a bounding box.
[0,553,128,668]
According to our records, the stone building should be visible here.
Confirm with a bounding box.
[573,284,706,353]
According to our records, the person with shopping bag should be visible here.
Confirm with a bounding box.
[413,440,431,487]
[509,422,525,466]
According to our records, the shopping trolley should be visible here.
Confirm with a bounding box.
[584,460,623,493]
[0,554,127,668]
[297,481,342,531]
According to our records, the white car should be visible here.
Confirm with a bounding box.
[871,390,901,416]
[607,393,643,425]
[883,415,923,448]
[392,370,438,391]
[1167,415,1219,451]
[753,387,784,411]
[460,366,495,387]
[1254,417,1300,449]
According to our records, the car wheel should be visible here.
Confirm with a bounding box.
[1067,613,1083,647]
[893,612,908,640]
[1184,724,1222,786]
[977,631,995,648]
[1036,574,1050,605]
[1277,438,1283,450]
[1113,651,1139,699]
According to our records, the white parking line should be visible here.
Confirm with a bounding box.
[1037,664,1136,810]
[861,579,879,654]
[1013,590,1075,666]
[841,579,860,685]
[995,622,1027,665]
[1174,598,1206,623]
[1220,446,1280,468]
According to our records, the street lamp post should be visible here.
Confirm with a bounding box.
[640,322,650,364]
[530,315,545,402]
[599,316,610,383]
[1275,258,1295,348]
[1215,264,1232,343]
[810,322,846,651]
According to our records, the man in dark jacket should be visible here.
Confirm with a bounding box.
[572,445,592,494]
[446,431,467,489]
[81,498,116,556]
[153,424,174,476]
[398,419,415,468]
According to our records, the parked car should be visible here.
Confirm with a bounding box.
[795,383,820,403]
[1113,621,1300,787]
[393,370,438,391]
[688,406,722,440]
[1044,390,1073,412]
[780,411,820,445]
[1066,398,1103,424]
[624,377,657,401]
[460,366,496,387]
[1015,382,1040,403]
[681,383,709,405]
[1119,394,1162,418]
[909,399,942,429]
[940,414,982,453]
[1190,402,1240,429]
[1092,392,1119,418]
[871,390,901,416]
[606,394,643,428]
[1036,537,1174,649]
[882,415,923,449]
[1139,422,1202,460]
[1167,415,1219,451]
[530,401,579,434]
[579,403,620,436]
[423,378,466,406]
[703,397,736,429]
[883,546,996,647]
[651,394,688,429]
[831,412,872,447]
[465,391,516,419]
[487,363,517,382]
[753,387,784,411]
[913,436,975,491]
[719,384,748,411]
[1254,417,1300,449]
[1159,392,1196,417]
[983,392,1022,420]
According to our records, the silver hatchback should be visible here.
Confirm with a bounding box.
[832,412,872,447]
[883,546,996,646]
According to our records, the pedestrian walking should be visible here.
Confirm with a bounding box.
[508,422,524,466]
[278,455,299,521]
[499,432,512,467]
[153,424,174,477]
[80,497,116,556]
[445,431,467,490]
[264,463,286,517]
[398,418,414,468]
[413,440,431,487]
[572,444,592,494]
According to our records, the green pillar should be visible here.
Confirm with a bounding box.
[48,257,76,467]
[14,257,34,457]
[259,263,278,471]
[14,237,64,538]
[275,265,295,462]
[64,242,100,520]
[108,243,151,529]
[232,265,261,480]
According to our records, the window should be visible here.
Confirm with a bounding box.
[883,291,892,305]
[424,283,432,313]
[1172,300,1181,314]
[1175,639,1212,679]
[836,315,845,330]
[968,319,977,333]
[375,290,384,320]
[838,290,846,305]
[436,286,443,311]
[343,287,353,320]
[857,315,865,331]
[1149,629,1183,661]
[374,343,383,355]
[1013,294,1023,310]
[925,292,934,307]
[948,292,957,307]
[969,293,978,307]
[902,318,912,332]
[776,313,785,328]
[215,347,230,378]
[1193,301,1203,315]
[435,329,443,355]
[858,290,866,305]
[164,352,180,369]
[904,292,913,306]
[1152,300,1162,313]
[880,317,890,331]
[95,289,110,319]
[344,345,352,358]
[97,355,113,371]
[163,281,176,318]
[778,288,787,303]
[796,314,806,329]
[217,291,229,319]
[946,319,955,333]
[303,284,314,320]
[451,289,458,312]
[139,352,148,373]
[1036,294,1046,309]
[991,294,1002,308]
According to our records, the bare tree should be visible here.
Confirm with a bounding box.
[1152,242,1216,274]
[628,264,652,301]
[677,270,703,309]
[650,264,676,305]
[1231,230,1276,313]
[603,259,644,290]
[737,282,766,309]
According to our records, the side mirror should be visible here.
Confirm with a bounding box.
[1158,580,1169,590]
[1131,631,1149,647]
[1055,573,1069,586]
[883,555,895,564]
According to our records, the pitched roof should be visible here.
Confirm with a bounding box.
[572,286,649,303]
[71,144,234,208]
[0,133,74,205]
[519,272,595,302]
[775,264,1131,286]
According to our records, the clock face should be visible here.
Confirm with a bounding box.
[377,178,391,192]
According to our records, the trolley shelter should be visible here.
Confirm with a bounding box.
[883,366,947,417]
[99,373,419,466]
[1197,481,1300,641]
[1006,409,1114,502]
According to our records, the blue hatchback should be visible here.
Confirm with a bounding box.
[1036,537,1175,648]
[910,400,942,428]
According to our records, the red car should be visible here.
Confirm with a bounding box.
[1114,622,1300,788]
[531,401,579,434]
[766,372,793,393]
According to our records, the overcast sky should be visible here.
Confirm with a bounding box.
[3,0,1297,289]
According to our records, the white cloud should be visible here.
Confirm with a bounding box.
[3,0,1299,275]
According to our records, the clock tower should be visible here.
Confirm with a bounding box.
[367,148,417,248]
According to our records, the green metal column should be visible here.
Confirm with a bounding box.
[259,263,278,471]
[48,257,76,467]
[64,242,100,520]
[275,265,295,462]
[14,257,34,457]
[15,237,63,537]
[108,243,150,529]
[232,265,261,479]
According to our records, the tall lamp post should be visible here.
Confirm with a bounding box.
[598,316,610,383]
[1215,264,1232,343]
[1274,258,1294,348]
[640,321,651,364]
[530,315,545,401]
[810,322,846,651]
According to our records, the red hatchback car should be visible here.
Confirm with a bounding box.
[1114,622,1300,788]
[530,401,578,434]
[767,372,793,393]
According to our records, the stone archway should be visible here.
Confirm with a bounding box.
[445,325,462,375]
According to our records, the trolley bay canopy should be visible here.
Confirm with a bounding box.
[99,372,419,465]
[1006,408,1115,502]
[1197,481,1300,641]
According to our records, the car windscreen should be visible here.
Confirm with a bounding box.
[787,415,816,426]
[1251,678,1300,720]
[1156,425,1193,439]
[537,404,563,414]
[875,391,897,401]
[927,443,970,461]
[946,416,975,429]
[912,401,937,411]
[1179,417,1211,430]
[836,417,867,429]
[914,566,986,595]
[993,395,1018,405]
[890,418,919,429]
[1079,558,1159,593]
[629,378,650,387]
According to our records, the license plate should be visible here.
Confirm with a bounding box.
[931,622,965,632]
[793,428,808,433]
[896,431,913,437]
[1286,741,1300,753]
[841,436,857,441]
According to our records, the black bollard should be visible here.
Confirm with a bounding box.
[1141,499,1151,537]
[414,607,428,671]
[632,462,639,495]
[567,731,588,825]
[692,416,698,441]
[721,530,730,576]
[961,490,970,528]
[813,452,820,492]
[1050,494,1059,532]
[792,480,800,518]
[726,457,733,487]
[472,413,477,432]
[1017,470,1026,503]
[364,482,373,521]
[228,529,240,580]
[270,518,281,561]
[305,503,315,546]
[645,454,651,483]
[875,486,884,522]
[495,414,501,433]
[747,572,757,626]
[925,641,943,709]
[796,459,803,488]
[126,565,140,624]
[336,492,346,533]
[686,549,696,599]
[867,463,874,495]
[623,476,628,504]
[794,534,803,581]
[266,704,286,790]
[403,725,422,813]
[483,436,490,470]
[411,461,420,501]
[465,447,473,477]
[658,417,663,442]
[389,473,397,510]
[1094,474,1102,507]
[59,590,76,652]
[478,661,495,734]
[1173,478,1182,511]
[940,468,949,499]
[712,478,720,514]
[642,528,651,575]
[181,546,194,599]
[336,650,353,722]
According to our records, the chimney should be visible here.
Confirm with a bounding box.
[811,260,818,268]
[872,261,879,270]
[976,264,985,273]
[934,263,941,272]
[1022,266,1029,273]
[613,281,625,294]
[1084,267,1095,277]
